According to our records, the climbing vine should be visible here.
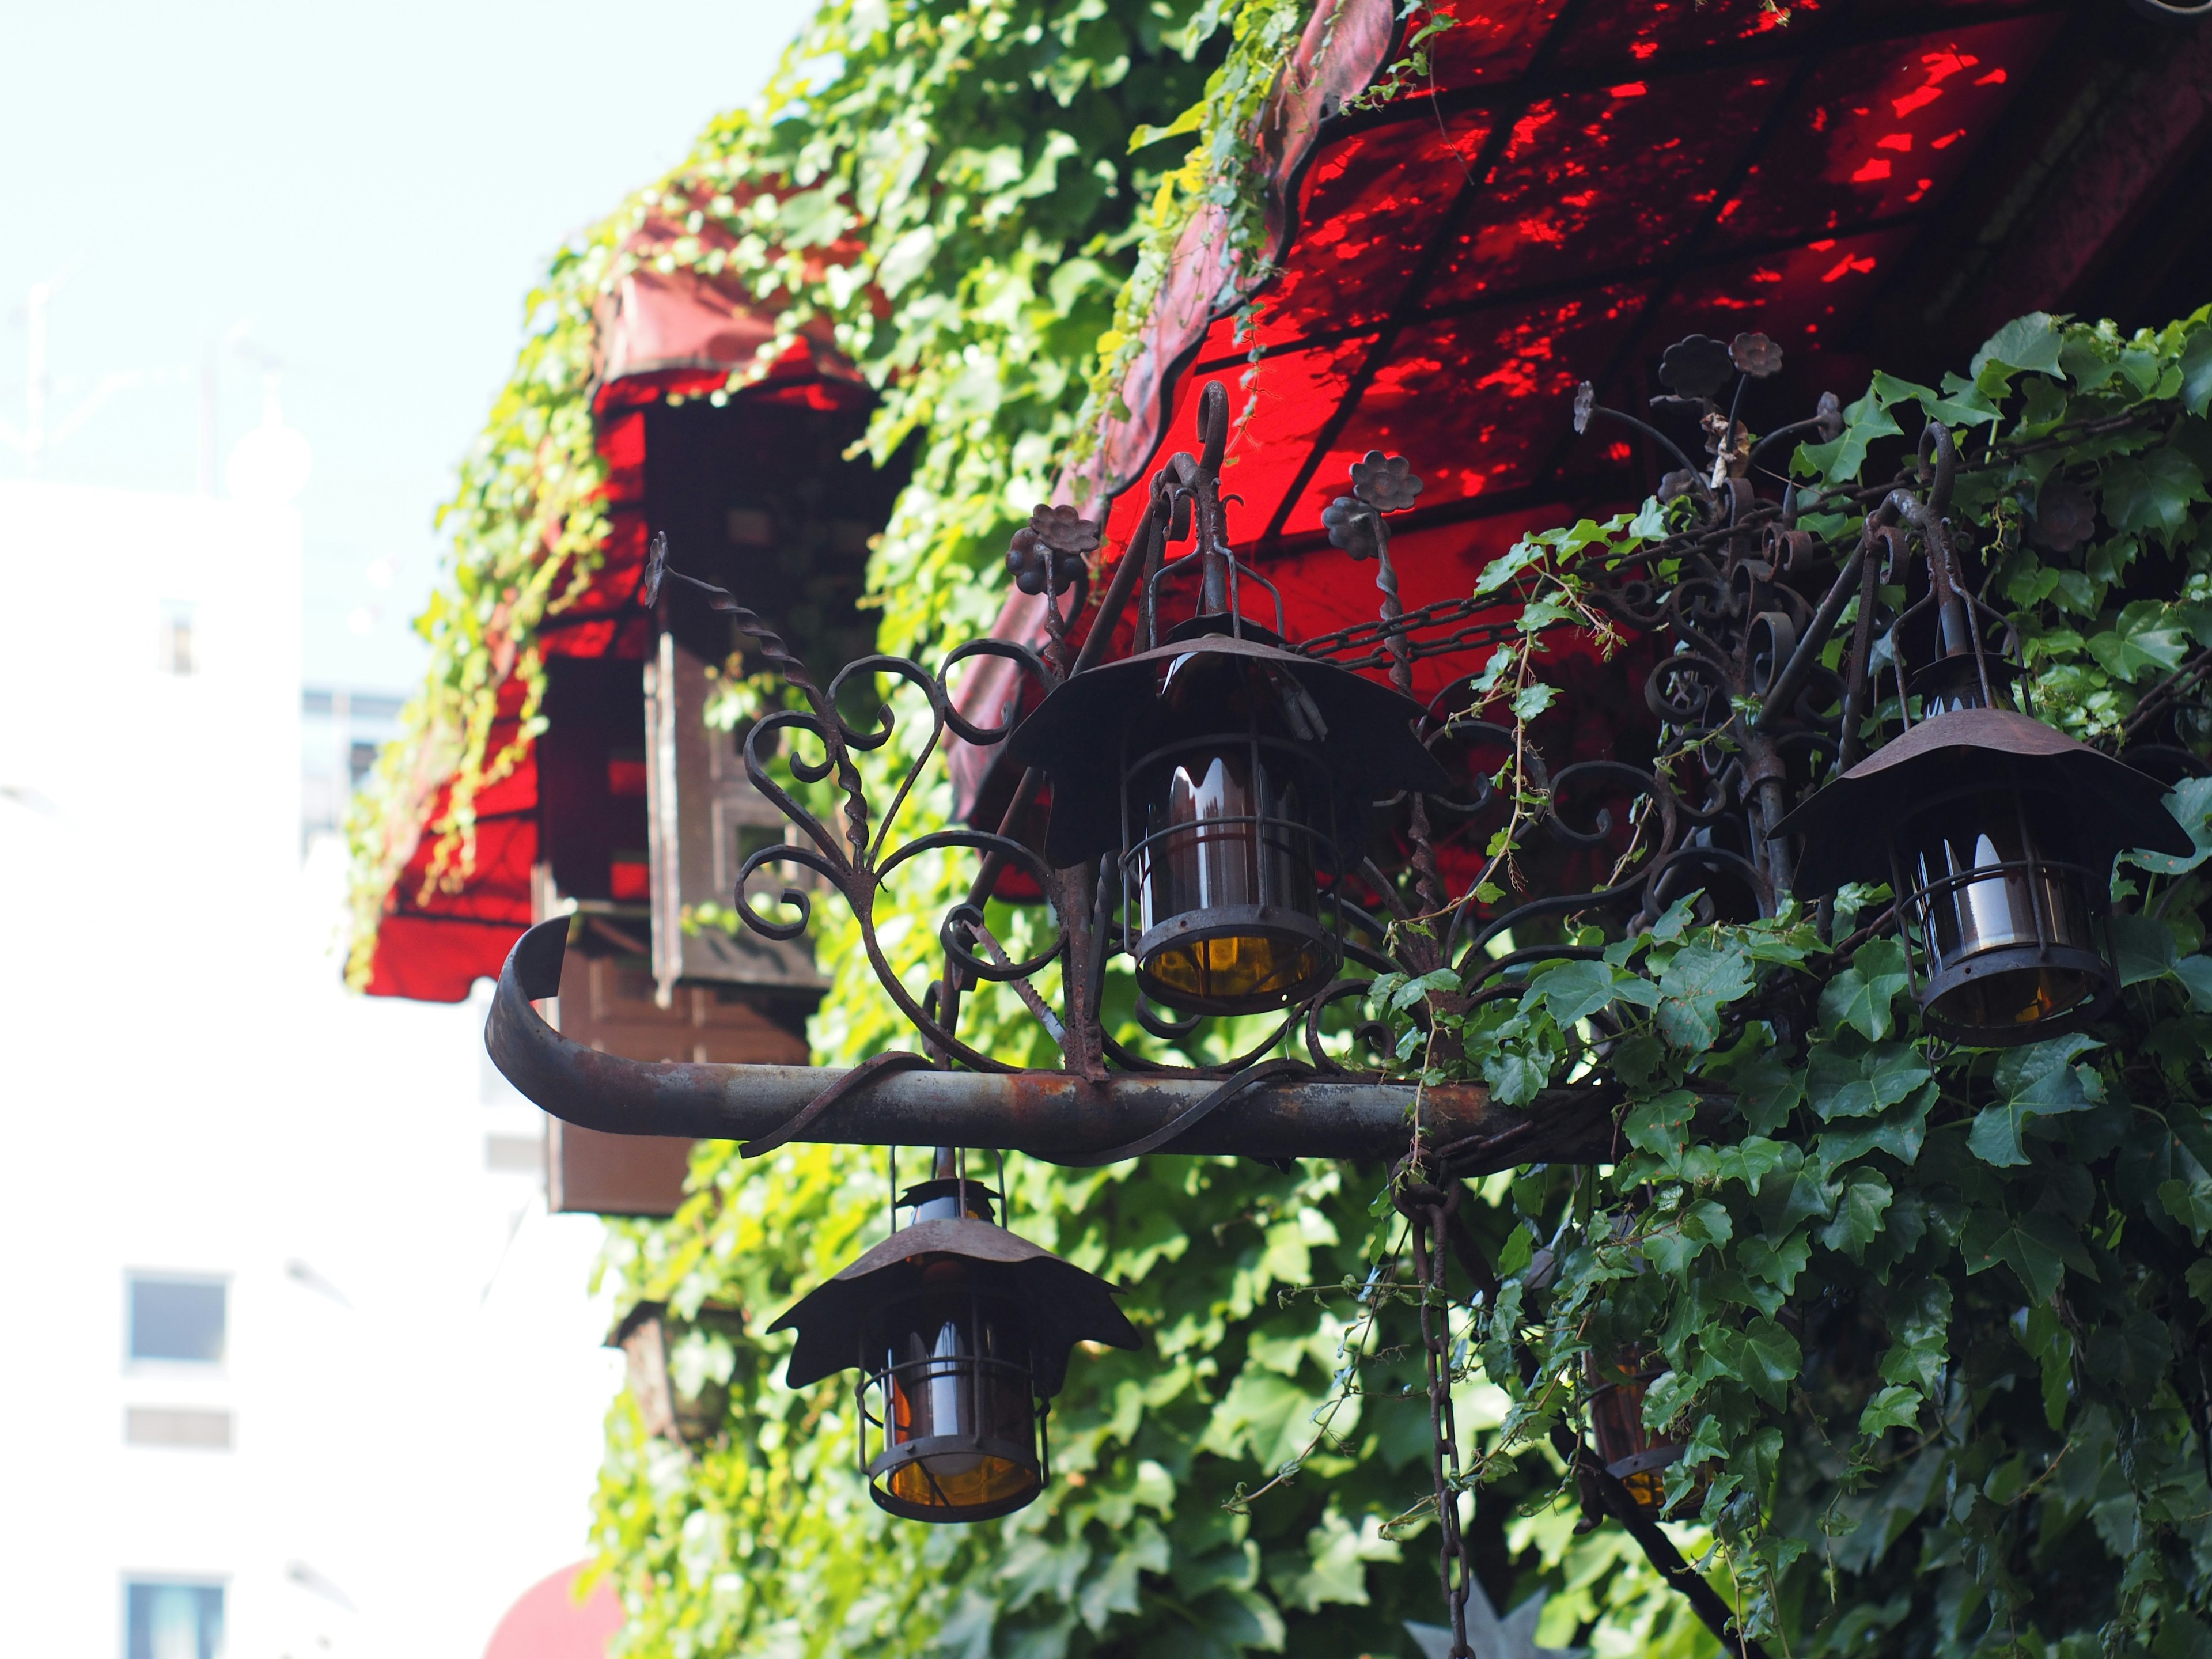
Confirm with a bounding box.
[345,0,1286,983]
[349,0,2212,1646]
[596,306,2212,1659]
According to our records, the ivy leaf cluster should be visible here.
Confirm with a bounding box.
[1418,305,2212,1657]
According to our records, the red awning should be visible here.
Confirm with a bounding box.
[481,1563,623,1659]
[360,230,863,1002]
[953,0,2082,816]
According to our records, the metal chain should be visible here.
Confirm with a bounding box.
[1398,1173,1477,1658]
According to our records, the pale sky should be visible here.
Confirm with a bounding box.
[0,0,812,693]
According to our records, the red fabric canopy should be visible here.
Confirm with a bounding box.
[361,237,862,1002]
[954,0,2073,817]
[372,0,2118,997]
[481,1563,623,1659]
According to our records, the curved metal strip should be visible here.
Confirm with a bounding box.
[487,919,1506,1162]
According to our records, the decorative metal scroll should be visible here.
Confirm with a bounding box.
[641,330,2024,1116]
[634,325,2153,1655]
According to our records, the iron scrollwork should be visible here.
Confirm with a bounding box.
[642,326,2066,1157]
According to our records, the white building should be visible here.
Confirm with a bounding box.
[0,475,621,1659]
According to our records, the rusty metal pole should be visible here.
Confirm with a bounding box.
[487,919,1585,1167]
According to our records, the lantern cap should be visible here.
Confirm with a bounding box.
[1010,632,1449,868]
[767,1216,1141,1396]
[1778,705,2192,893]
[604,1299,744,1349]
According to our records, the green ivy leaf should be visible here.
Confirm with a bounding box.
[1877,1277,1954,1396]
[1656,940,1755,1050]
[1645,1198,1734,1275]
[2157,1176,2212,1243]
[1623,1091,1698,1163]
[2126,777,2212,875]
[1793,392,1903,486]
[1857,1384,1922,1438]
[1715,1135,1793,1190]
[1970,1035,2104,1167]
[2103,449,2208,540]
[1510,682,1559,721]
[1808,1040,1931,1121]
[1522,959,1628,1027]
[1642,1369,1695,1436]
[1497,1225,1533,1275]
[2188,1259,2212,1313]
[1733,1050,1808,1134]
[1738,1228,1812,1296]
[1737,1317,1804,1407]
[2111,911,2180,986]
[2013,1303,2075,1431]
[2181,326,2212,418]
[1972,312,2066,389]
[1817,1084,1934,1173]
[2086,599,2195,681]
[1482,1046,1551,1108]
[1819,937,1911,1040]
[1963,1209,2093,1302]
[2173,956,2212,1012]
[1820,1168,1895,1260]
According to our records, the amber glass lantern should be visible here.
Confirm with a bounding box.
[1586,1351,1697,1514]
[1122,647,1338,1012]
[1012,630,1447,1016]
[1781,705,2190,1045]
[768,1165,1139,1523]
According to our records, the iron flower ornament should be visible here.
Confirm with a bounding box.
[2033,480,2096,552]
[1007,502,1100,596]
[1350,449,1423,512]
[1657,333,1734,400]
[1729,330,1783,378]
[1324,451,1423,562]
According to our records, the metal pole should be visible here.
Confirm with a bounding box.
[486,919,1594,1168]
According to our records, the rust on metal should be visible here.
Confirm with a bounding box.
[487,918,1549,1165]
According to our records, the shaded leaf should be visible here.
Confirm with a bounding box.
[1972,312,2065,384]
[1808,1040,1931,1120]
[1858,1384,1922,1438]
[1819,937,1911,1040]
[1820,1168,1895,1260]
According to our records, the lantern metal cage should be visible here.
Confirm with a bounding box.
[1116,649,1346,1016]
[767,1150,1140,1526]
[1586,1353,1699,1516]
[855,1264,1050,1522]
[1887,778,2115,1044]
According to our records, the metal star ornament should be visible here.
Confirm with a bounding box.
[1404,1577,1588,1659]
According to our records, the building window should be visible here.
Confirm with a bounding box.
[124,1407,233,1450]
[157,604,196,676]
[128,1276,226,1365]
[124,1580,224,1659]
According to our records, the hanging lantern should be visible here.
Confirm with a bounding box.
[1011,631,1447,1014]
[767,1165,1139,1522]
[1586,1350,1698,1515]
[607,1301,748,1445]
[1781,704,2190,1044]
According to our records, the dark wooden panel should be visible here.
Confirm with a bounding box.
[542,922,811,1215]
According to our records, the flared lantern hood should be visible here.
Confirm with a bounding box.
[1009,631,1449,869]
[767,1216,1141,1398]
[1777,706,2192,895]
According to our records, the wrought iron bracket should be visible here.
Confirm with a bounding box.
[487,919,1614,1167]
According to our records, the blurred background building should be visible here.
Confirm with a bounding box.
[0,6,809,1653]
[0,465,620,1659]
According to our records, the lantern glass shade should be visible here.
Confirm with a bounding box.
[1119,653,1340,1016]
[1588,1355,1692,1514]
[1895,786,2111,1040]
[859,1258,1043,1522]
[1130,743,1332,1010]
